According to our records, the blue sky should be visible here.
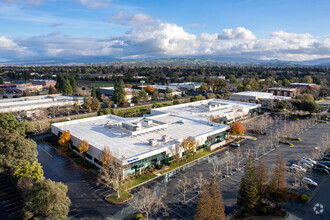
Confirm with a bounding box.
[0,0,330,63]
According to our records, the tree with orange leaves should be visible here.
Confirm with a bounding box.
[99,146,112,168]
[58,130,71,150]
[125,84,133,88]
[78,140,89,162]
[144,85,154,93]
[231,121,246,138]
[180,136,198,160]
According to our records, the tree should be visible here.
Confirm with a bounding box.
[0,113,28,136]
[77,140,89,162]
[14,161,44,181]
[237,83,244,92]
[95,88,102,101]
[144,85,154,93]
[304,75,313,83]
[231,121,246,137]
[91,86,97,98]
[125,84,133,88]
[194,185,212,220]
[84,96,93,112]
[138,89,149,104]
[194,177,226,220]
[180,136,198,159]
[55,74,66,92]
[152,89,159,101]
[209,177,226,220]
[113,79,125,106]
[58,130,71,150]
[201,82,208,93]
[0,130,37,172]
[73,97,80,114]
[194,172,207,193]
[238,156,259,210]
[99,146,112,168]
[130,187,165,220]
[63,79,73,95]
[229,75,238,84]
[69,76,77,91]
[48,85,56,94]
[22,179,71,220]
[256,158,268,204]
[91,97,101,111]
[267,155,288,211]
[177,175,193,204]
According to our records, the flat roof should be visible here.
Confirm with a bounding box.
[53,113,228,160]
[268,87,296,91]
[230,91,272,97]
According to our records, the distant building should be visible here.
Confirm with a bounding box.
[98,87,139,103]
[0,94,84,114]
[210,76,226,80]
[229,91,291,109]
[15,83,43,92]
[316,98,330,110]
[267,87,298,97]
[31,80,57,89]
[289,83,321,90]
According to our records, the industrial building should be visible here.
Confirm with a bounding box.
[51,99,260,175]
[267,87,298,97]
[98,87,139,103]
[0,94,84,114]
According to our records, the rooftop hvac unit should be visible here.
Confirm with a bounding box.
[142,119,153,126]
[162,135,170,142]
[149,139,157,146]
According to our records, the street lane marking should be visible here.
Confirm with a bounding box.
[40,147,53,157]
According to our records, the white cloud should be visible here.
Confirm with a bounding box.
[109,11,154,27]
[218,27,256,41]
[77,0,111,9]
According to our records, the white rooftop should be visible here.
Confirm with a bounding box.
[231,91,272,97]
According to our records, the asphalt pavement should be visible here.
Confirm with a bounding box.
[36,120,330,220]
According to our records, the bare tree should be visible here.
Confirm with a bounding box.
[235,148,242,171]
[293,171,308,190]
[169,143,181,162]
[210,157,224,178]
[177,175,193,204]
[254,143,261,160]
[130,187,166,220]
[194,172,207,193]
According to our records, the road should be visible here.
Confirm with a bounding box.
[36,121,330,219]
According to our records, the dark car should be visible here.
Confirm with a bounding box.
[315,164,330,171]
[322,156,330,161]
[319,161,330,166]
[313,167,329,174]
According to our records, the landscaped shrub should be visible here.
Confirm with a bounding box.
[284,136,302,141]
[135,214,145,220]
[300,194,309,202]
[251,129,267,135]
[279,140,294,146]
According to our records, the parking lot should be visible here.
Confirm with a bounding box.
[36,119,330,220]
[0,174,24,219]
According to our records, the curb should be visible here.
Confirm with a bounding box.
[104,194,134,205]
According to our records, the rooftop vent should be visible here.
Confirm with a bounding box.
[149,139,157,146]
[176,120,184,124]
[162,135,170,142]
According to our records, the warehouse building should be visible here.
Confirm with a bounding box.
[51,99,260,176]
[0,94,84,114]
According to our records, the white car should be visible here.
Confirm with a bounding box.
[302,157,317,165]
[299,161,313,169]
[290,164,307,172]
[302,177,318,187]
[231,143,240,147]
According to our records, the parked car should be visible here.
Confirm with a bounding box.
[322,156,330,161]
[319,161,330,166]
[315,164,330,171]
[290,164,306,172]
[313,167,329,174]
[231,143,240,147]
[302,157,316,165]
[302,177,318,187]
[299,161,312,169]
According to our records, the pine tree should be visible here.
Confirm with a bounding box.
[48,85,56,94]
[194,185,212,220]
[238,156,259,210]
[69,76,77,91]
[256,157,268,204]
[267,155,288,211]
[55,74,66,92]
[63,79,73,95]
[209,177,226,220]
[113,79,125,105]
[95,88,102,101]
[91,86,96,98]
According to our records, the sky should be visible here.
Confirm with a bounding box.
[0,0,330,63]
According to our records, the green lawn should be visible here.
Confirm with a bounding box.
[105,190,133,203]
[123,173,157,190]
[161,150,212,174]
[90,82,115,87]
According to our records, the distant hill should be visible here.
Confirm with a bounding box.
[1,56,330,67]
